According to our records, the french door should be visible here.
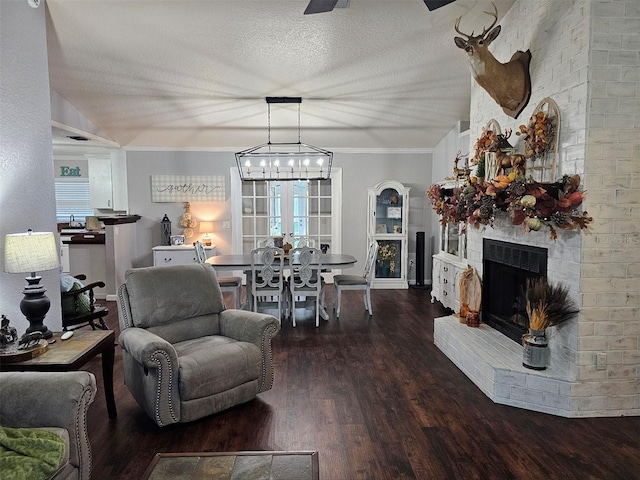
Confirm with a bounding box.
[231,168,342,256]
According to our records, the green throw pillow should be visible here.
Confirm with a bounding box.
[61,282,91,317]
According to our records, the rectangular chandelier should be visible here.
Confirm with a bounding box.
[235,97,333,181]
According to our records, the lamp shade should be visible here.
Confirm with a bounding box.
[4,231,60,274]
[199,222,214,233]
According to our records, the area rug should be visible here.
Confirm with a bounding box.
[142,451,319,480]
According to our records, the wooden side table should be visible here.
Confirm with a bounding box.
[0,330,117,419]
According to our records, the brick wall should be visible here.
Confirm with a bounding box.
[438,0,639,416]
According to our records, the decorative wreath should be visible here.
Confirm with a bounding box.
[517,111,555,159]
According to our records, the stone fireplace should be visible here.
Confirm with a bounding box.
[434,217,580,416]
[434,0,639,418]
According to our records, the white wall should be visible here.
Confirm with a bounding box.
[0,0,60,335]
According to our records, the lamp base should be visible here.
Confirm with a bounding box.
[19,277,53,340]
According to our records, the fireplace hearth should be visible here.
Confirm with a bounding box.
[482,239,548,343]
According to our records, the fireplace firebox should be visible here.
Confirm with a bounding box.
[482,239,548,343]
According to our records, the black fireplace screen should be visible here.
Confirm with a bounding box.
[482,239,548,343]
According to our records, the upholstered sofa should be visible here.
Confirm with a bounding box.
[0,371,97,480]
[117,263,281,427]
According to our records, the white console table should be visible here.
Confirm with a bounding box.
[152,244,216,267]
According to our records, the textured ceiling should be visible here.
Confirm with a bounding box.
[46,0,514,150]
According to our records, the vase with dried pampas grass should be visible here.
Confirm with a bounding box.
[525,278,578,331]
[522,277,579,370]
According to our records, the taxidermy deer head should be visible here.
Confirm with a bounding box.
[454,2,531,118]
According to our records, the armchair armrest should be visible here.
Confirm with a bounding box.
[219,309,280,347]
[119,327,178,367]
[118,328,181,426]
[219,310,280,392]
[0,371,96,480]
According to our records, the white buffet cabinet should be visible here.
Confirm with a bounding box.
[431,252,467,313]
[153,245,216,267]
[431,220,467,313]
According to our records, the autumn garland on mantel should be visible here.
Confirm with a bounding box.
[427,173,593,240]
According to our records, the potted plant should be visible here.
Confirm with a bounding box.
[522,277,579,370]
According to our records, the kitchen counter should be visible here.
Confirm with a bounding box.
[96,214,141,225]
[60,229,106,244]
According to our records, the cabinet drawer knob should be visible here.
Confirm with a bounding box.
[443,279,448,284]
[443,266,448,272]
[443,291,448,296]
[164,257,172,263]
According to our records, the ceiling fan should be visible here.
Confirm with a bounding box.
[304,0,456,15]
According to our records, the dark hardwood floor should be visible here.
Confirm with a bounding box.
[83,288,640,479]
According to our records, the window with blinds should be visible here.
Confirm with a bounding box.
[55,180,94,222]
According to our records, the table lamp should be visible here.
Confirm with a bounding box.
[199,221,214,247]
[4,230,60,340]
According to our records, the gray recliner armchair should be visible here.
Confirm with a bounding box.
[117,263,280,427]
[0,371,96,480]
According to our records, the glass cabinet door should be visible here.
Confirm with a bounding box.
[375,188,403,235]
[446,223,459,256]
[375,239,402,279]
[440,222,466,259]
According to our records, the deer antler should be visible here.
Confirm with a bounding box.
[454,16,471,38]
[480,2,498,38]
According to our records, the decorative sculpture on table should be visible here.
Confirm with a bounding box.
[0,315,18,353]
[454,2,531,118]
[180,202,197,239]
[18,331,44,350]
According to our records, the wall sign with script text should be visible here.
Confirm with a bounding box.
[151,175,226,203]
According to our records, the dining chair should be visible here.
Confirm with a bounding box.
[293,236,316,248]
[194,241,243,309]
[250,246,286,319]
[257,237,276,248]
[333,240,378,318]
[288,246,324,327]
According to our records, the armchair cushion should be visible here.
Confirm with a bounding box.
[123,265,225,332]
[175,336,261,400]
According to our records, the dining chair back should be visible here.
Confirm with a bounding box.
[257,237,277,248]
[288,247,323,327]
[250,246,286,318]
[194,241,243,309]
[333,240,378,318]
[293,236,316,248]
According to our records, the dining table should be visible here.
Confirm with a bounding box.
[206,253,357,320]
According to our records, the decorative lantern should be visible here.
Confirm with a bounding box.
[161,214,172,246]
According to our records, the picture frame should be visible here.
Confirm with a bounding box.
[376,224,388,234]
[170,235,185,246]
[387,206,402,219]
